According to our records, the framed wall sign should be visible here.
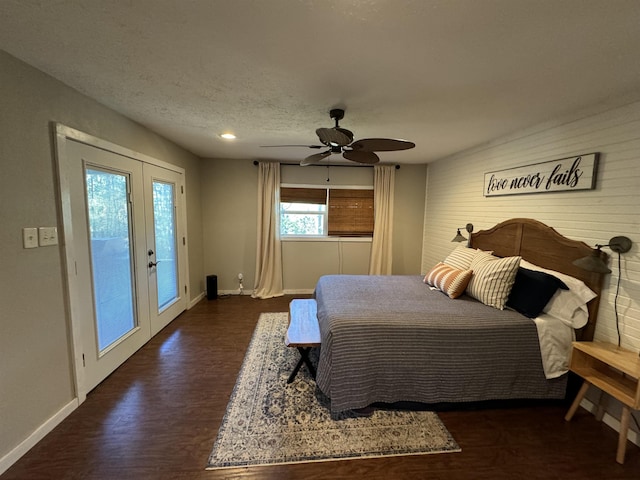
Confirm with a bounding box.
[484,153,598,197]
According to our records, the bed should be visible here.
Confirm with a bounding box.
[314,218,607,413]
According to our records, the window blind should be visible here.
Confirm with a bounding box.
[280,187,327,205]
[328,189,374,236]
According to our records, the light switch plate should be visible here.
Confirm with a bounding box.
[23,227,38,249]
[38,226,59,246]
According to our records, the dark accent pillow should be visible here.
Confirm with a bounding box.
[506,267,569,318]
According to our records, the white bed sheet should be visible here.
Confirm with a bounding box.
[532,313,575,379]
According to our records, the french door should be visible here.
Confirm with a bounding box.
[60,135,187,398]
[144,164,188,335]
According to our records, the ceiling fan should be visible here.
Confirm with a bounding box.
[264,108,415,166]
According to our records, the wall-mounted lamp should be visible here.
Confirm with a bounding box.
[572,235,633,348]
[452,223,474,243]
[572,236,632,273]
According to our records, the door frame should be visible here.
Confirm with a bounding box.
[54,123,191,403]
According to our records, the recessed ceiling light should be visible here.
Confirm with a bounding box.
[220,133,236,140]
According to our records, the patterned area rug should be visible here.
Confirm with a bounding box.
[206,312,460,469]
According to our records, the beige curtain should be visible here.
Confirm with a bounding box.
[252,162,284,298]
[369,165,395,275]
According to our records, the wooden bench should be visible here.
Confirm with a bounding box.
[285,299,321,384]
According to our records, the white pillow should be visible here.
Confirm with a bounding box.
[467,253,521,310]
[519,259,596,328]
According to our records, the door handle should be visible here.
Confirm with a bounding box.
[148,261,160,268]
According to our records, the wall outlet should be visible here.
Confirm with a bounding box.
[23,227,38,249]
[38,227,58,246]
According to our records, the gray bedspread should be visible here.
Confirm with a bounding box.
[314,274,567,412]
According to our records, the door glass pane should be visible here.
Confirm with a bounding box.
[153,181,179,311]
[85,168,137,352]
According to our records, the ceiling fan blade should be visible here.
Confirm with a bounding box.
[343,150,380,164]
[301,150,331,166]
[350,138,416,152]
[334,127,354,143]
[260,144,325,149]
[316,127,353,147]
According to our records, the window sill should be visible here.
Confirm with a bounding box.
[281,236,372,243]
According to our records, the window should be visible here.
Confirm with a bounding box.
[280,187,374,237]
[280,188,327,236]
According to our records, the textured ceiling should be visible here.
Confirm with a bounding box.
[2,0,640,164]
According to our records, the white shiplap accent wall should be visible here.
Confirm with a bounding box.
[422,99,640,352]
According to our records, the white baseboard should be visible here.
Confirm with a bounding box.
[580,398,639,447]
[218,289,245,296]
[283,289,314,295]
[188,291,206,308]
[217,290,277,296]
[0,398,78,475]
[212,289,314,297]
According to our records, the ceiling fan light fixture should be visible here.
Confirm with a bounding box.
[261,108,415,166]
[316,127,352,147]
[219,133,236,140]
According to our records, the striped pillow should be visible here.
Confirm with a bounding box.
[424,262,473,299]
[443,245,477,270]
[466,254,521,309]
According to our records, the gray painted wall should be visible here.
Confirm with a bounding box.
[201,160,427,293]
[0,51,204,462]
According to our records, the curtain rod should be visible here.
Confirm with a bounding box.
[253,160,400,169]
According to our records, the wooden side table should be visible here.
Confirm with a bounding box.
[565,341,640,464]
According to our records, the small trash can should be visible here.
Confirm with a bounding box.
[206,274,218,300]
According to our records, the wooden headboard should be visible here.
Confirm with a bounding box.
[470,218,607,341]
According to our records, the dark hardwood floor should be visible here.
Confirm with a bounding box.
[3,295,638,480]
